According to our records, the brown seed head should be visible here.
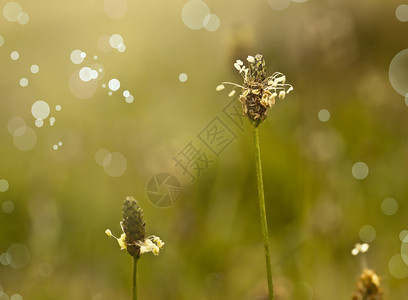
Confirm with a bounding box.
[122,196,146,258]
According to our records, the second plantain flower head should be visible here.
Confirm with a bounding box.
[105,196,164,258]
[217,54,293,127]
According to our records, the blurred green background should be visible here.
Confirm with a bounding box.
[1,0,408,299]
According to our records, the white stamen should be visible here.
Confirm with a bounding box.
[228,90,236,97]
[216,84,225,91]
[247,55,255,63]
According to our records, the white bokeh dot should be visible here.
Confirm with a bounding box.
[388,254,408,279]
[2,201,14,213]
[17,12,29,25]
[31,101,50,120]
[381,197,398,215]
[108,79,120,91]
[125,95,134,103]
[30,64,39,74]
[352,162,369,180]
[19,78,28,87]
[179,73,188,82]
[204,14,220,32]
[70,50,86,64]
[11,293,23,300]
[400,230,408,242]
[3,2,23,22]
[318,109,330,122]
[55,105,61,111]
[396,4,408,22]
[267,0,291,11]
[123,90,130,97]
[10,51,19,60]
[389,49,408,97]
[34,119,44,128]
[103,152,127,177]
[0,179,9,192]
[181,0,210,30]
[109,34,124,49]
[359,225,376,243]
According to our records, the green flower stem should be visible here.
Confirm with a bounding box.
[133,257,138,300]
[253,125,274,300]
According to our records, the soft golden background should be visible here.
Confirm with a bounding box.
[1,0,408,299]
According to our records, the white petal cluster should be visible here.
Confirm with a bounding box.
[351,243,369,256]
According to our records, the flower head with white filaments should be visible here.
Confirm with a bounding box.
[216,54,293,127]
[105,196,164,258]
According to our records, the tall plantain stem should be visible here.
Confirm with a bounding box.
[253,125,274,300]
[133,257,138,300]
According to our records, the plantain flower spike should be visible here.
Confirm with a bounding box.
[105,196,164,258]
[352,269,383,300]
[217,54,293,127]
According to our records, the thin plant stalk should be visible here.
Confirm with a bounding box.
[253,125,274,300]
[133,257,138,300]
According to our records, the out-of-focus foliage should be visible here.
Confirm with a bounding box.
[1,0,408,299]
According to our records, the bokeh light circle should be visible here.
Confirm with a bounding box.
[104,0,128,19]
[7,117,25,135]
[0,179,9,192]
[79,67,94,82]
[55,105,61,111]
[388,253,408,279]
[69,71,98,99]
[103,152,127,177]
[204,14,220,32]
[400,230,408,242]
[381,197,398,215]
[318,109,330,122]
[352,162,369,180]
[31,100,50,120]
[0,252,11,265]
[17,12,29,25]
[10,294,22,300]
[267,0,291,11]
[3,2,22,22]
[19,78,28,87]
[181,0,210,30]
[70,50,86,64]
[125,95,134,103]
[389,49,408,97]
[38,262,53,278]
[359,225,376,243]
[109,34,124,49]
[123,90,130,97]
[2,201,14,213]
[396,4,408,22]
[7,244,30,268]
[179,73,188,82]
[117,44,126,52]
[402,235,408,266]
[13,126,37,151]
[95,149,111,166]
[108,79,120,91]
[30,64,39,74]
[34,119,44,128]
[10,51,19,60]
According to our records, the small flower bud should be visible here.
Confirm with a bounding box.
[228,90,236,97]
[247,55,255,63]
[105,229,112,237]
